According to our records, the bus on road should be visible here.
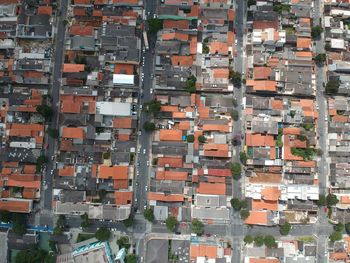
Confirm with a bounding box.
[143,31,149,50]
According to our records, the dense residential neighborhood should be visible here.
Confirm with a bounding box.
[0,0,348,262]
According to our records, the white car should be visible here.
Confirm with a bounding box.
[147,161,150,166]
[150,89,153,94]
[137,148,141,154]
[145,185,148,191]
[138,130,142,136]
[153,14,157,18]
[143,149,146,154]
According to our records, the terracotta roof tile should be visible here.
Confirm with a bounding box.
[162,32,189,41]
[246,133,275,147]
[163,20,189,30]
[297,37,311,49]
[114,191,132,205]
[158,157,183,168]
[190,244,217,260]
[197,182,226,195]
[329,252,347,261]
[148,192,184,202]
[156,171,188,181]
[0,199,32,213]
[114,63,134,74]
[159,129,183,141]
[244,210,269,225]
[252,200,278,211]
[58,166,75,177]
[37,6,52,15]
[261,187,281,201]
[254,67,272,80]
[249,259,280,263]
[98,165,128,180]
[203,143,229,158]
[113,117,132,129]
[62,127,85,139]
[210,42,228,55]
[213,68,229,79]
[171,56,193,67]
[69,25,94,36]
[63,64,85,73]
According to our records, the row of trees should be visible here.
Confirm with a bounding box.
[244,235,277,248]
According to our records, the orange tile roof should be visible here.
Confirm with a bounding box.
[210,42,228,55]
[58,166,75,177]
[261,187,281,201]
[37,6,52,15]
[284,136,303,161]
[0,199,32,213]
[98,165,128,180]
[190,244,217,259]
[329,252,347,261]
[156,171,188,181]
[163,20,189,29]
[283,128,301,135]
[171,56,193,67]
[246,133,275,147]
[114,191,132,205]
[247,80,277,92]
[197,182,226,195]
[249,259,280,263]
[114,64,134,75]
[340,196,350,204]
[207,176,225,183]
[207,169,232,177]
[162,32,189,41]
[158,157,183,168]
[22,188,36,199]
[295,51,312,58]
[213,68,229,79]
[254,67,272,80]
[9,123,44,138]
[161,105,179,112]
[148,192,184,202]
[62,127,85,139]
[113,179,128,190]
[245,211,269,225]
[203,124,230,132]
[252,200,278,211]
[159,129,183,141]
[297,37,311,49]
[63,64,85,73]
[23,165,36,174]
[203,143,229,158]
[333,115,348,122]
[61,100,81,113]
[178,121,190,130]
[69,25,94,36]
[113,117,132,129]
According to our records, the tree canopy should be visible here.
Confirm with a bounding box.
[326,194,339,207]
[191,219,204,236]
[95,227,111,241]
[123,216,134,228]
[80,213,91,229]
[244,235,254,244]
[15,248,48,263]
[231,110,239,121]
[144,208,155,222]
[311,25,323,39]
[314,54,326,66]
[143,121,156,131]
[230,163,242,180]
[186,135,195,143]
[254,235,265,247]
[117,236,131,250]
[279,222,291,235]
[325,79,340,94]
[165,216,178,232]
[144,100,161,114]
[264,235,277,248]
[240,209,250,220]
[36,105,53,121]
[125,254,137,263]
[147,18,163,34]
[186,75,197,93]
[198,135,206,144]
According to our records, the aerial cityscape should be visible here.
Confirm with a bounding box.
[0,0,349,262]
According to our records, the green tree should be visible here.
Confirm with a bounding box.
[123,216,134,228]
[326,194,339,206]
[325,79,340,94]
[329,231,342,242]
[144,208,155,222]
[47,128,59,139]
[244,235,254,244]
[12,213,27,235]
[314,54,326,65]
[230,71,242,86]
[202,45,209,54]
[273,4,291,14]
[191,219,204,236]
[15,248,48,263]
[248,0,256,7]
[279,222,291,235]
[325,42,331,51]
[36,155,48,172]
[264,235,276,248]
[125,254,137,263]
[345,222,350,234]
[254,235,265,247]
[165,216,178,232]
[143,121,156,131]
[230,163,241,180]
[147,18,163,34]
[74,55,87,64]
[186,75,197,93]
[0,210,11,223]
[317,194,326,206]
[95,227,111,241]
[144,100,161,114]
[240,209,250,220]
[102,152,110,160]
[80,213,91,229]
[187,135,195,143]
[239,152,247,165]
[53,226,63,236]
[231,110,239,121]
[198,135,206,144]
[311,25,323,39]
[36,105,53,121]
[335,223,344,232]
[231,198,242,211]
[117,236,131,250]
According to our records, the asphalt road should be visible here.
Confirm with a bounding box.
[37,0,68,227]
